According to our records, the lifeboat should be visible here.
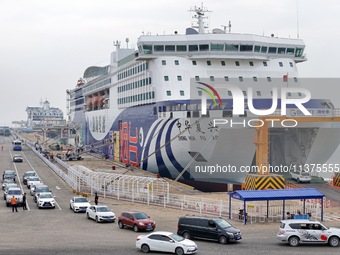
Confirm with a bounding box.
[87,97,92,108]
[99,96,105,106]
[93,96,99,105]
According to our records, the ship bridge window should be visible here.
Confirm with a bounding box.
[177,76,182,81]
[256,91,261,96]
[154,45,164,52]
[221,61,226,66]
[192,60,197,65]
[267,77,272,82]
[253,77,258,82]
[261,46,268,53]
[239,76,244,82]
[254,45,261,52]
[164,76,169,81]
[165,45,175,51]
[176,45,187,52]
[189,45,199,51]
[287,48,295,55]
[279,62,283,67]
[210,76,214,81]
[161,60,166,65]
[225,44,239,51]
[211,43,224,51]
[195,76,200,81]
[198,90,202,96]
[249,61,254,66]
[174,60,179,65]
[180,90,184,96]
[289,62,294,67]
[224,76,229,82]
[166,91,171,96]
[235,61,240,66]
[263,61,268,67]
[295,48,304,57]
[294,77,298,82]
[242,91,247,96]
[240,45,253,52]
[143,45,152,54]
[278,47,286,54]
[268,47,277,54]
[207,60,211,66]
[199,44,209,51]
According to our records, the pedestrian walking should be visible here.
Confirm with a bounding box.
[94,192,99,205]
[11,196,18,212]
[22,193,27,210]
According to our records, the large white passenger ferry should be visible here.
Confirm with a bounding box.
[67,6,340,190]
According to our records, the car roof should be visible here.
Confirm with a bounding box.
[39,192,53,195]
[14,154,22,157]
[147,231,173,236]
[24,171,36,174]
[281,219,320,224]
[180,215,223,220]
[4,170,15,173]
[8,187,21,191]
[122,211,145,214]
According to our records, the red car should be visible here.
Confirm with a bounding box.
[118,211,156,232]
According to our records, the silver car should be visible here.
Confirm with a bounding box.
[277,219,340,247]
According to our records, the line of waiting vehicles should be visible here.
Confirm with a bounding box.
[3,155,340,255]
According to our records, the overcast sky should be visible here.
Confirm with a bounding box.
[1,0,340,126]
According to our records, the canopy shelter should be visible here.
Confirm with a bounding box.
[229,188,325,224]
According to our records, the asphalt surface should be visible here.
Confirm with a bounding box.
[1,136,340,255]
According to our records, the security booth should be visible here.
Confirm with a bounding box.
[229,188,325,224]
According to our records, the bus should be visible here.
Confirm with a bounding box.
[13,140,22,151]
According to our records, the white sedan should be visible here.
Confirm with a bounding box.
[136,231,197,255]
[86,205,116,223]
[26,176,42,188]
[70,196,91,213]
[36,192,55,209]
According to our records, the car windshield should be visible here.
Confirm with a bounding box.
[215,219,232,229]
[170,234,184,242]
[302,172,310,176]
[75,197,88,203]
[3,179,14,183]
[6,185,18,190]
[133,212,148,220]
[29,177,40,181]
[25,172,36,177]
[40,193,53,199]
[8,190,22,195]
[36,187,49,192]
[97,207,110,212]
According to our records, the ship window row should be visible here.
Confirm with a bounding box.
[117,91,155,104]
[166,90,185,96]
[193,76,298,83]
[191,60,294,68]
[118,77,152,93]
[164,76,183,81]
[117,63,148,81]
[83,78,111,94]
[142,44,304,57]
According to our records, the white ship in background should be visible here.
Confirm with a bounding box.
[67,5,340,191]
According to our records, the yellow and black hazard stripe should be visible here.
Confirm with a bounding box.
[334,172,340,187]
[245,174,285,190]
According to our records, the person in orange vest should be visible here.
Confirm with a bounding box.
[11,196,18,212]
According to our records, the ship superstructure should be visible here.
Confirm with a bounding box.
[67,6,340,189]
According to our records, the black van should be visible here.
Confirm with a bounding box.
[177,216,241,244]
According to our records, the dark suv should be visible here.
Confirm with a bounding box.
[177,216,241,244]
[118,211,156,232]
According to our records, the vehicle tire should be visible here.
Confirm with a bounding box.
[218,235,228,244]
[329,236,340,247]
[288,236,300,247]
[118,221,124,229]
[133,224,139,232]
[183,231,191,239]
[141,244,150,253]
[175,247,184,255]
[69,204,72,210]
[297,178,300,183]
[86,213,90,219]
[96,216,99,223]
[6,203,9,207]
